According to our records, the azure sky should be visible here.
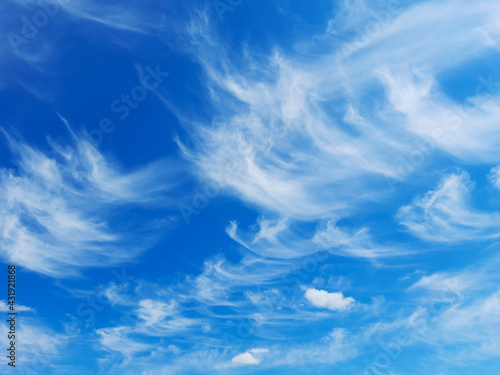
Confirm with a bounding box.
[1,0,500,374]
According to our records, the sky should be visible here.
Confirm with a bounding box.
[1,0,500,374]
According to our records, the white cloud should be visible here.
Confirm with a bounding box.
[410,255,500,298]
[136,299,177,327]
[0,300,33,312]
[397,172,500,242]
[305,288,355,311]
[0,320,66,368]
[313,221,404,258]
[103,282,130,306]
[97,327,153,358]
[231,348,269,365]
[411,273,475,294]
[398,288,500,359]
[0,0,174,98]
[226,216,400,260]
[488,166,500,190]
[273,328,356,367]
[175,0,500,223]
[0,126,179,277]
[251,216,289,244]
[435,290,500,356]
[368,254,500,361]
[7,0,499,372]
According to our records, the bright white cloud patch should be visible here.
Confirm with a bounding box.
[231,348,269,365]
[305,289,355,311]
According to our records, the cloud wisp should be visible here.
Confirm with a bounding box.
[397,171,500,242]
[0,123,180,277]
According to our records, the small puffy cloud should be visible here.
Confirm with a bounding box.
[305,289,355,311]
[231,348,269,365]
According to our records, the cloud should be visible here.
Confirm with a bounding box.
[97,327,154,358]
[0,300,33,312]
[488,166,500,190]
[0,125,179,277]
[4,0,500,373]
[400,283,500,360]
[137,299,177,326]
[134,299,200,335]
[226,216,401,260]
[410,273,476,294]
[312,221,405,258]
[0,320,66,369]
[103,282,130,306]
[367,253,500,362]
[305,288,355,311]
[7,0,164,35]
[397,171,500,242]
[271,328,357,367]
[175,0,500,223]
[0,0,174,96]
[231,348,269,365]
[434,290,500,357]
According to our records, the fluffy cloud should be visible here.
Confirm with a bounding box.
[305,289,355,311]
[231,348,269,365]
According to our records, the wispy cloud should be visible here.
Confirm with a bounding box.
[397,171,500,242]
[0,320,66,369]
[0,300,33,312]
[488,166,500,190]
[4,0,500,373]
[175,0,500,223]
[0,123,180,277]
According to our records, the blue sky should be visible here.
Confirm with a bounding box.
[1,0,500,374]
